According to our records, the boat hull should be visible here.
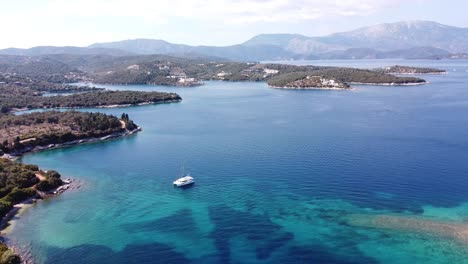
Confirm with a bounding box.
[173,181,194,187]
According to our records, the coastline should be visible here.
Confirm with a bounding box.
[0,111,144,263]
[0,179,85,264]
[3,126,142,161]
[269,85,354,90]
[0,197,37,234]
[95,99,182,108]
[94,81,202,87]
[11,99,183,114]
[387,72,447,75]
[268,81,428,89]
[348,81,428,86]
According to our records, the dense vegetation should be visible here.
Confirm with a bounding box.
[35,170,63,192]
[0,86,181,113]
[376,65,447,74]
[0,242,21,264]
[0,159,38,204]
[0,72,104,93]
[266,72,311,87]
[266,67,425,87]
[89,57,427,86]
[308,68,426,84]
[1,54,432,88]
[0,111,131,154]
[40,90,180,108]
[0,55,84,83]
[0,159,65,264]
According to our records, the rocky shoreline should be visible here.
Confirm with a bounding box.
[0,122,136,263]
[95,99,182,108]
[2,126,142,160]
[269,85,353,90]
[0,179,85,264]
[11,99,182,114]
[348,81,428,86]
[388,72,447,75]
[378,65,447,75]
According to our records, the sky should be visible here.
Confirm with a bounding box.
[0,0,467,49]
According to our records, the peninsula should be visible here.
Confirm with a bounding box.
[0,111,141,157]
[376,65,447,75]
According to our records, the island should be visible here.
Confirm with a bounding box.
[376,65,447,75]
[268,74,351,89]
[0,84,181,114]
[0,111,142,157]
[88,60,428,88]
[0,54,435,90]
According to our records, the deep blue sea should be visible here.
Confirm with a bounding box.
[6,60,468,263]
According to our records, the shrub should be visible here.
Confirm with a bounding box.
[0,249,21,264]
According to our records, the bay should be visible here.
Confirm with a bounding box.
[7,59,468,264]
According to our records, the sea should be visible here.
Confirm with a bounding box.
[6,59,468,264]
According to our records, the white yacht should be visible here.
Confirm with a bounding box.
[173,175,194,187]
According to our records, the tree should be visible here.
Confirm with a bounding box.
[13,137,20,147]
[0,249,21,264]
[0,106,9,114]
[121,113,129,121]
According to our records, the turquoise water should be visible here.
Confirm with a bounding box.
[7,60,468,263]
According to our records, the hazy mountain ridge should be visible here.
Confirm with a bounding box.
[1,21,467,60]
[319,21,468,52]
[89,39,193,54]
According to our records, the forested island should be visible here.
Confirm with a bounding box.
[376,65,447,75]
[0,84,181,113]
[0,54,438,90]
[90,60,429,88]
[0,111,141,156]
[268,74,351,89]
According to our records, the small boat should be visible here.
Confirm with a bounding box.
[173,175,194,187]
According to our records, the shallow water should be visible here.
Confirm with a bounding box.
[7,59,468,263]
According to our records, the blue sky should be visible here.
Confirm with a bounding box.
[0,0,467,48]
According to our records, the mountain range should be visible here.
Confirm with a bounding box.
[1,21,467,61]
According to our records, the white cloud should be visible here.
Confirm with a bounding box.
[10,0,409,24]
[0,0,419,48]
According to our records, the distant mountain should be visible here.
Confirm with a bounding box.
[193,44,293,61]
[1,20,467,61]
[242,34,344,54]
[317,21,468,53]
[89,39,193,55]
[242,21,468,55]
[89,39,293,61]
[242,34,309,47]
